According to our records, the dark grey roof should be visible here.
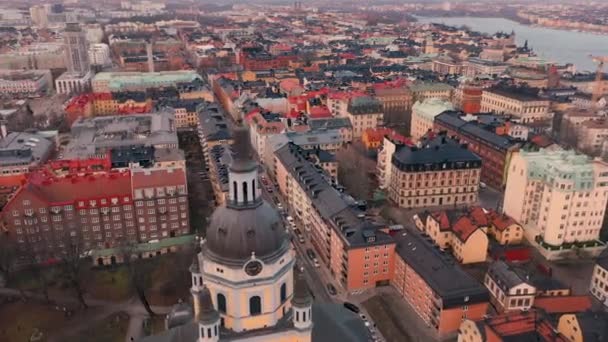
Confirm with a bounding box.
[197,287,220,325]
[597,248,608,270]
[487,261,527,291]
[435,111,519,151]
[274,143,393,249]
[577,311,608,342]
[229,127,256,173]
[166,300,193,330]
[292,272,312,308]
[392,134,481,171]
[311,303,371,342]
[204,201,289,264]
[393,227,489,308]
[197,102,232,143]
[308,117,352,130]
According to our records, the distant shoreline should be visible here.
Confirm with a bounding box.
[415,13,608,36]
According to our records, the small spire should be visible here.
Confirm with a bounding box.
[292,272,312,308]
[197,286,220,325]
[230,126,257,173]
[190,254,200,274]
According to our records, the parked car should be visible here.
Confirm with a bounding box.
[306,248,315,260]
[313,259,320,268]
[343,302,360,314]
[287,216,295,224]
[298,236,305,244]
[327,284,337,296]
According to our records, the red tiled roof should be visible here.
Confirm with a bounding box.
[452,216,479,242]
[492,214,518,232]
[469,206,490,226]
[328,90,366,100]
[280,79,301,92]
[23,171,131,205]
[431,211,451,231]
[131,168,186,189]
[308,105,331,118]
[533,296,592,314]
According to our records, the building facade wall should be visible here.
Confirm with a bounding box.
[389,166,481,209]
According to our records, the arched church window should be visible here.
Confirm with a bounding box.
[217,293,226,313]
[280,283,287,303]
[249,296,261,315]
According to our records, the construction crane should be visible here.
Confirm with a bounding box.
[589,55,608,107]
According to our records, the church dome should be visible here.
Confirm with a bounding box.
[205,200,288,263]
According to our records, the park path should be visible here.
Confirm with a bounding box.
[0,287,171,342]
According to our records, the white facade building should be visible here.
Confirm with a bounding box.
[88,44,111,67]
[504,149,608,256]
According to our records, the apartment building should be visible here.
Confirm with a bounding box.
[197,102,233,166]
[434,111,521,189]
[387,133,482,209]
[392,227,490,337]
[408,82,453,103]
[63,112,178,160]
[92,71,202,93]
[464,57,509,78]
[308,117,353,144]
[0,131,55,187]
[577,119,608,156]
[410,98,454,141]
[377,136,405,190]
[484,261,537,312]
[246,111,285,158]
[274,143,396,291]
[374,84,412,125]
[156,98,205,129]
[0,69,52,97]
[589,249,608,307]
[0,164,190,264]
[415,207,489,264]
[503,149,608,251]
[480,86,551,123]
[346,96,384,139]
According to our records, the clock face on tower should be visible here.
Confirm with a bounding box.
[244,260,263,276]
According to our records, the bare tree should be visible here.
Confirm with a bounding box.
[119,243,156,316]
[0,232,16,285]
[59,235,88,309]
[21,238,52,304]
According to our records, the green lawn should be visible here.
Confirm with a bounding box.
[65,312,130,342]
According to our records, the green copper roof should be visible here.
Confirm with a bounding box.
[93,71,202,91]
[412,98,454,121]
[91,235,195,258]
[522,149,596,191]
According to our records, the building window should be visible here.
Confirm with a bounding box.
[217,293,226,313]
[280,283,287,303]
[249,296,261,316]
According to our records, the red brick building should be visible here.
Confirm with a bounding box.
[0,166,189,264]
[434,111,520,189]
[238,47,296,71]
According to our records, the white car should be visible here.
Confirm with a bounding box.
[313,259,320,268]
[286,216,294,223]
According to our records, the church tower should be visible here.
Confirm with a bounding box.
[200,126,302,338]
[292,273,313,335]
[195,286,220,342]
